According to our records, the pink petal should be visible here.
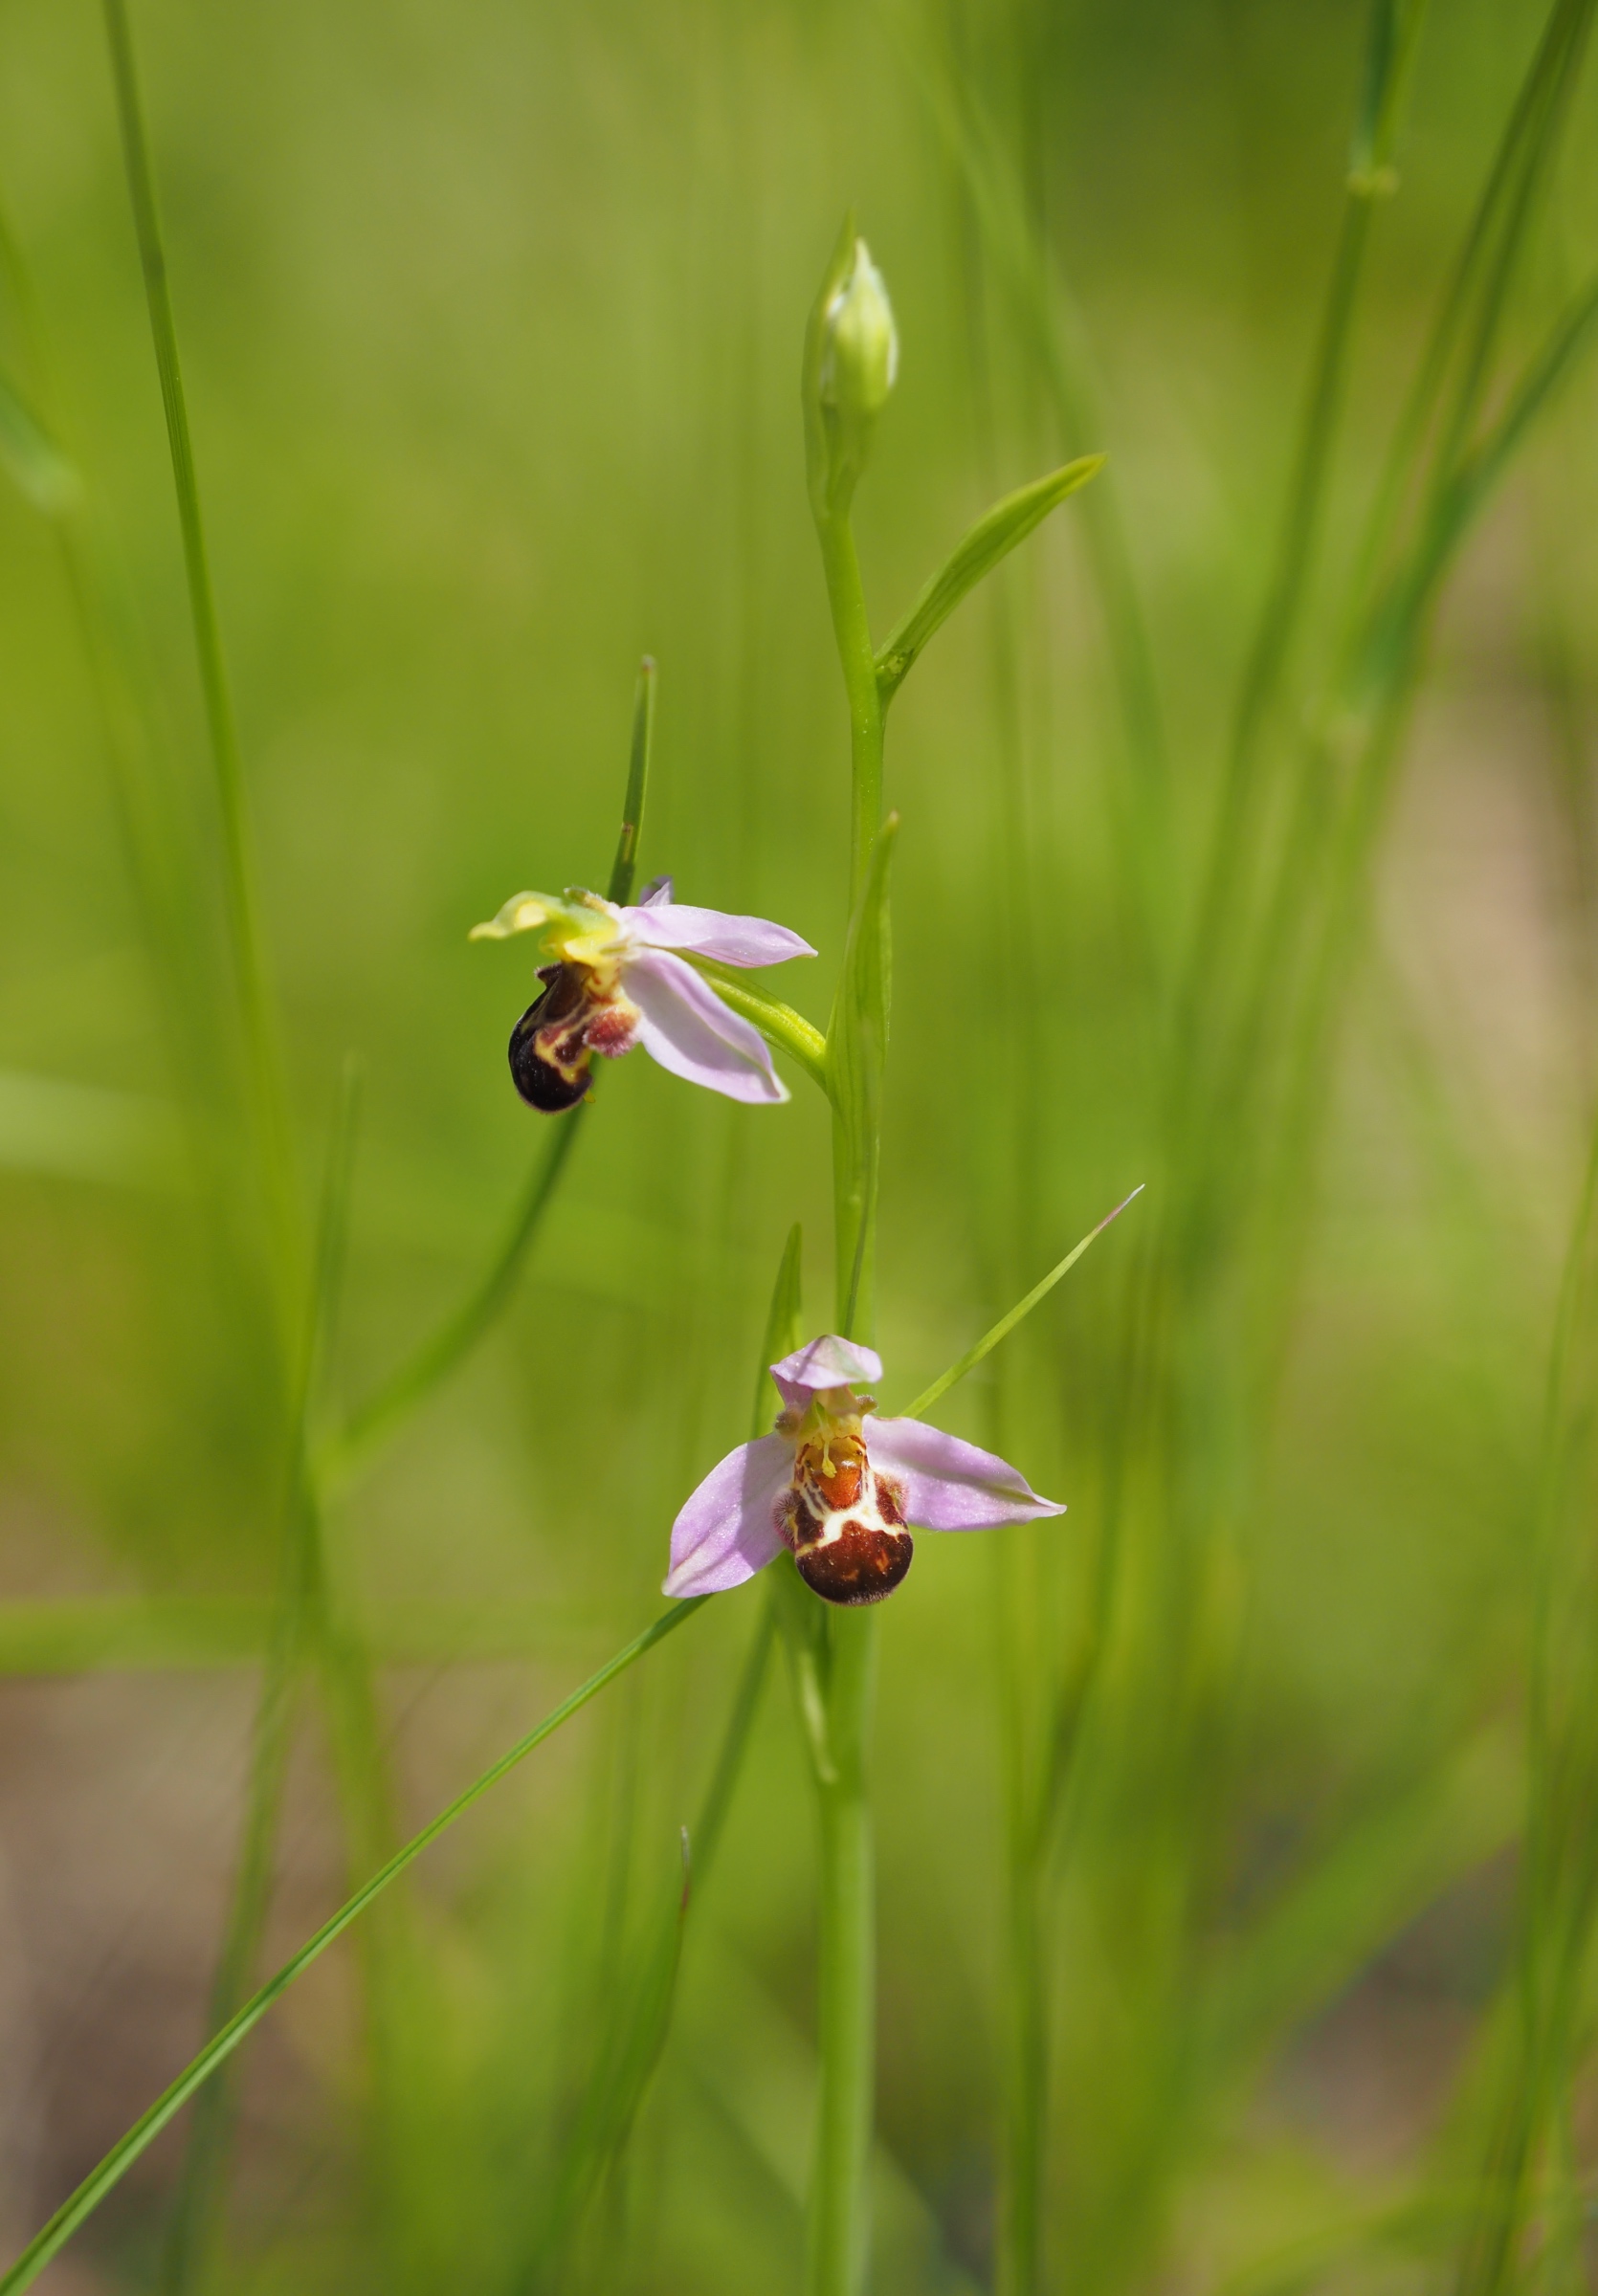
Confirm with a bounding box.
[866,1416,1066,1531]
[624,948,788,1104]
[637,877,675,907]
[769,1335,883,1414]
[622,901,816,968]
[663,1432,791,1598]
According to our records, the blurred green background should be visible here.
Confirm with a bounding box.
[3,0,1598,2289]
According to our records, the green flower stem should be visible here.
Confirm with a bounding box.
[808,1608,877,2296]
[809,479,887,2295]
[815,509,886,912]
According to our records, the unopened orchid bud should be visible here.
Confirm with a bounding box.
[804,228,899,517]
[820,239,899,424]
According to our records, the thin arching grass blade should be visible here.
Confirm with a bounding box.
[874,455,1104,706]
[0,1598,708,2296]
[1452,1108,1598,2296]
[520,1606,777,2286]
[317,656,657,1493]
[897,19,1166,804]
[159,1061,364,2295]
[1188,0,1429,1010]
[899,1185,1144,1423]
[316,1111,587,1491]
[607,655,655,905]
[101,0,298,1309]
[753,1224,805,1435]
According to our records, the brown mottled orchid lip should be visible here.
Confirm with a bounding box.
[795,1519,914,1605]
[508,963,596,1113]
[775,1434,914,1606]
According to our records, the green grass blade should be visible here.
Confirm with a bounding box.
[899,1186,1144,1423]
[0,1597,708,2296]
[874,456,1104,706]
[753,1224,805,1435]
[1354,0,1594,607]
[606,654,655,906]
[521,1604,778,2286]
[1453,1104,1598,2296]
[100,0,299,1302]
[1347,0,1431,192]
[898,24,1167,805]
[159,1061,364,2295]
[317,1107,587,1491]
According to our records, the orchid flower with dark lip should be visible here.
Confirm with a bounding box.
[664,1335,1065,1607]
[470,876,814,1110]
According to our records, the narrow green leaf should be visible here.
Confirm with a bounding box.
[1346,0,1430,196]
[521,1225,799,2283]
[161,1058,365,2296]
[0,1597,708,2296]
[753,1223,805,1437]
[899,1184,1143,1422]
[607,654,656,906]
[0,365,79,514]
[875,456,1104,705]
[315,1110,587,1494]
[523,1608,777,2285]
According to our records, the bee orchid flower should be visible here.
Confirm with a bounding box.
[471,877,814,1110]
[664,1335,1065,1607]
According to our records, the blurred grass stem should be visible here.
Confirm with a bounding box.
[160,1063,363,2293]
[100,0,298,1306]
[804,277,891,2281]
[317,1108,587,1491]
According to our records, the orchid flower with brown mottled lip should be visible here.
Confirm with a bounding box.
[664,1335,1065,1607]
[470,876,814,1110]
